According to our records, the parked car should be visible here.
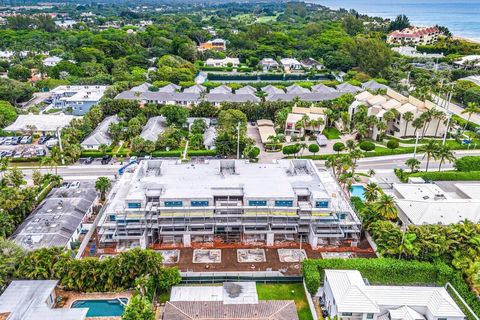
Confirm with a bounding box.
[316,134,328,147]
[129,156,138,163]
[101,155,112,164]
[35,148,46,157]
[69,181,80,189]
[10,137,20,145]
[38,135,51,144]
[85,157,94,164]
[60,182,70,188]
[46,138,58,149]
[20,136,32,144]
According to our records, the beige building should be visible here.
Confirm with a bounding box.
[284,106,327,137]
[387,26,440,45]
[349,89,447,140]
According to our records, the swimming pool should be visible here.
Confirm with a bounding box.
[71,298,128,317]
[350,185,366,201]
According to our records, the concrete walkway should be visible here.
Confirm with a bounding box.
[434,95,480,125]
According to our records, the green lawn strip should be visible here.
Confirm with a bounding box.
[321,127,341,140]
[256,283,313,320]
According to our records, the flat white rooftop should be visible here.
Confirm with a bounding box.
[170,282,258,305]
[394,183,480,225]
[4,114,78,132]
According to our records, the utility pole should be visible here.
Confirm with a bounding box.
[413,132,419,159]
[236,122,240,159]
[442,88,453,146]
[57,127,65,165]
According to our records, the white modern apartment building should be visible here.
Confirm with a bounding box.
[98,159,361,250]
[349,89,447,140]
[205,57,240,68]
[50,85,107,116]
[323,269,465,320]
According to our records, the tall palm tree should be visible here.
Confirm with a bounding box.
[420,140,439,172]
[375,194,398,220]
[95,177,112,202]
[436,145,456,171]
[402,111,414,137]
[364,182,381,203]
[412,117,424,137]
[433,110,447,137]
[376,121,388,140]
[461,102,480,133]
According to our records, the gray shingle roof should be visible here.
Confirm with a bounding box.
[162,301,298,320]
[210,85,232,94]
[183,84,206,93]
[311,83,338,94]
[236,85,257,95]
[266,92,341,102]
[140,116,167,142]
[362,80,388,91]
[159,83,181,92]
[81,115,119,147]
[336,82,362,93]
[261,85,285,95]
[206,93,260,103]
[285,84,310,94]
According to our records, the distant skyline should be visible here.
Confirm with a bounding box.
[309,0,480,41]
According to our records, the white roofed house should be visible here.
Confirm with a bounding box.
[140,116,167,142]
[280,58,303,72]
[205,57,240,68]
[301,57,324,70]
[43,56,62,67]
[80,115,119,150]
[322,269,465,320]
[348,89,447,140]
[285,106,327,137]
[259,58,280,72]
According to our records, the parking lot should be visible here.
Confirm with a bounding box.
[0,135,55,159]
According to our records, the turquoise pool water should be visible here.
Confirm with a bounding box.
[71,298,128,317]
[350,185,366,201]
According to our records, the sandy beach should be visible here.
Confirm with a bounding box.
[453,36,480,45]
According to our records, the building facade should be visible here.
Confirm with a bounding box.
[98,159,361,250]
[50,85,107,116]
[387,26,440,45]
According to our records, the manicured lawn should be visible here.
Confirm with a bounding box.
[256,283,313,320]
[322,127,341,139]
[256,14,279,23]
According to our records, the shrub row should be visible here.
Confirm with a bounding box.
[303,258,480,318]
[408,170,480,181]
[454,156,480,172]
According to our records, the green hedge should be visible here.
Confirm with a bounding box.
[10,157,42,163]
[187,149,217,156]
[151,150,182,157]
[408,170,480,181]
[303,258,480,318]
[454,156,480,172]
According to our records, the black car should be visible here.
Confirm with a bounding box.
[38,136,50,144]
[101,155,112,164]
[85,157,94,164]
[10,136,20,145]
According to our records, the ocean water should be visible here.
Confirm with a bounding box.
[309,0,480,41]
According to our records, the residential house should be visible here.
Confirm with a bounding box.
[163,282,298,320]
[12,182,97,250]
[312,83,338,94]
[257,119,277,145]
[323,269,465,320]
[261,85,284,96]
[286,84,310,94]
[392,182,480,226]
[336,82,362,94]
[50,85,107,116]
[301,58,324,70]
[205,57,240,68]
[198,38,227,51]
[236,85,256,95]
[0,280,87,320]
[259,58,280,72]
[203,126,217,150]
[210,85,232,94]
[158,83,181,93]
[348,89,447,140]
[80,115,118,150]
[183,84,206,94]
[131,82,152,93]
[387,26,440,45]
[284,106,327,137]
[43,56,62,67]
[392,46,444,59]
[361,80,388,92]
[280,58,303,71]
[140,116,167,142]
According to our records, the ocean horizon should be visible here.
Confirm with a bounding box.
[308,0,480,42]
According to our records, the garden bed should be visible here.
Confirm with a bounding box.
[256,283,313,320]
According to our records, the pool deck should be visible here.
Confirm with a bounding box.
[56,289,133,320]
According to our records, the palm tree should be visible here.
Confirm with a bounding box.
[376,121,388,139]
[436,145,455,171]
[405,158,421,173]
[364,182,381,203]
[99,144,109,156]
[420,140,439,172]
[402,111,414,137]
[420,110,434,138]
[375,194,398,220]
[461,102,480,133]
[433,110,447,137]
[412,117,424,137]
[95,177,112,202]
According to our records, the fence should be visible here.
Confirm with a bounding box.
[180,271,303,284]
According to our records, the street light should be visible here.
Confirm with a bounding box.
[236,122,241,159]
